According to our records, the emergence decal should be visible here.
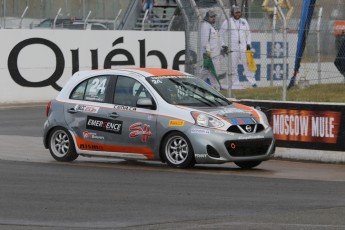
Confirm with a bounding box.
[86,116,123,134]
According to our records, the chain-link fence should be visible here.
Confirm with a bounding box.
[0,0,128,29]
[175,0,345,100]
[1,0,345,101]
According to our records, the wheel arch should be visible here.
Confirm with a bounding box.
[158,130,194,163]
[44,125,77,150]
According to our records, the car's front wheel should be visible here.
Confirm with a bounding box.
[162,132,195,168]
[234,160,262,169]
[48,127,78,162]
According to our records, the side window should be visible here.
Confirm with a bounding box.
[114,76,152,107]
[70,76,109,102]
[70,81,87,100]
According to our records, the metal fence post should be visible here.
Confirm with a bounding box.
[176,0,192,73]
[274,0,287,101]
[270,6,277,87]
[317,7,323,84]
[3,0,6,29]
[189,0,202,76]
[217,0,232,97]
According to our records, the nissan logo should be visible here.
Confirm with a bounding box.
[245,125,252,133]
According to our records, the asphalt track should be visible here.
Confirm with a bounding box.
[0,104,344,230]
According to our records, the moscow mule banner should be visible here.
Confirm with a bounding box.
[240,100,345,151]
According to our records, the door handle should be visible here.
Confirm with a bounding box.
[109,112,119,118]
[67,108,78,114]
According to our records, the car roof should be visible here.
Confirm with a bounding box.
[73,68,188,79]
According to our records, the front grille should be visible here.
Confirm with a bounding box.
[227,124,265,134]
[225,138,272,157]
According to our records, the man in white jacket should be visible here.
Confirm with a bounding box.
[220,6,257,89]
[200,10,223,90]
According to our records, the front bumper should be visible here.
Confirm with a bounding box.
[187,126,275,164]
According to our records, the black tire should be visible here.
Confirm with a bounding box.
[48,127,78,162]
[234,160,262,169]
[162,132,195,168]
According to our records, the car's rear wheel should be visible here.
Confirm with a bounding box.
[162,132,195,168]
[234,160,262,169]
[48,127,78,162]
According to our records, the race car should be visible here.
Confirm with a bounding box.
[43,68,275,169]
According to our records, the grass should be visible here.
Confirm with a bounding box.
[222,83,345,103]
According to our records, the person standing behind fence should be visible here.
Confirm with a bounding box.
[220,6,257,89]
[142,0,158,22]
[200,10,225,90]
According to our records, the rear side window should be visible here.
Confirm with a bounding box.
[70,76,110,102]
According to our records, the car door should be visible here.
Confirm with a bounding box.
[64,75,115,151]
[100,75,157,159]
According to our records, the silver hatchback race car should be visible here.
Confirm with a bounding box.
[43,68,275,169]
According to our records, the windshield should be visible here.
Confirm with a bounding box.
[147,76,231,107]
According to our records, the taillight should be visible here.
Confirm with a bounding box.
[46,100,52,117]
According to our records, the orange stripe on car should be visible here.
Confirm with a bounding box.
[132,68,187,76]
[232,102,260,121]
[75,136,155,159]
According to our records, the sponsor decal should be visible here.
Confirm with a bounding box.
[86,116,122,134]
[211,107,251,116]
[82,131,104,140]
[79,144,103,151]
[214,130,234,135]
[114,105,136,111]
[129,122,152,142]
[75,104,100,113]
[191,128,210,134]
[271,109,341,144]
[238,135,265,140]
[169,120,185,127]
[195,154,207,158]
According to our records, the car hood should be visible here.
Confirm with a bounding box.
[189,103,261,123]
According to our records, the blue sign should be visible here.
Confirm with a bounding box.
[267,42,289,58]
[251,42,261,59]
[267,64,289,80]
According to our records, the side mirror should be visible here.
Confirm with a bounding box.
[136,98,156,110]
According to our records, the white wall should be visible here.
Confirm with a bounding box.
[0,29,185,103]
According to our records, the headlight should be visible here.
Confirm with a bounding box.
[257,110,270,128]
[191,112,224,128]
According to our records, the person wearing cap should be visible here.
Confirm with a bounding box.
[220,6,257,89]
[199,10,224,90]
[142,0,158,22]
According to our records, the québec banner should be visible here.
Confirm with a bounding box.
[0,30,186,103]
